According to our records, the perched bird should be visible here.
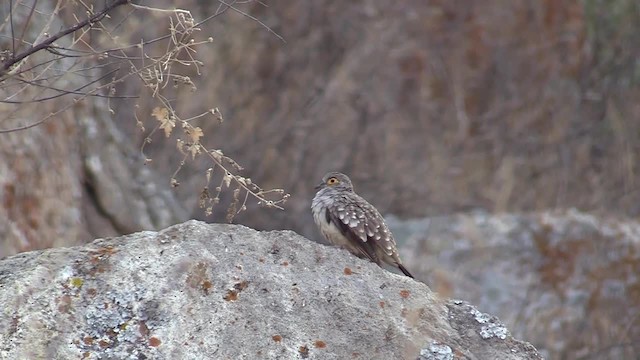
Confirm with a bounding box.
[311,172,414,278]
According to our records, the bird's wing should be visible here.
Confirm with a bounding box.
[328,194,396,263]
[326,200,379,263]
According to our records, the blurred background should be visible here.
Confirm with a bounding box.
[1,1,639,358]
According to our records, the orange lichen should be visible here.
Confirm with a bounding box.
[272,335,282,342]
[343,268,353,275]
[149,337,161,347]
[185,263,215,295]
[223,290,238,301]
[299,345,309,358]
[224,280,249,301]
[400,290,410,299]
[314,340,326,348]
[92,246,118,257]
[202,280,213,294]
[234,280,249,291]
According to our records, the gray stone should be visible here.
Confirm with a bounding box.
[0,220,541,359]
[391,209,640,359]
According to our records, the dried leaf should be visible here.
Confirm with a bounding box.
[189,127,204,143]
[152,107,168,121]
[210,149,223,162]
[199,187,210,208]
[189,143,201,159]
[176,139,185,154]
[223,172,232,188]
[152,107,174,137]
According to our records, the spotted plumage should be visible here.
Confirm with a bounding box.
[311,172,414,278]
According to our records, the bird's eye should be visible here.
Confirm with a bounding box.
[327,177,339,185]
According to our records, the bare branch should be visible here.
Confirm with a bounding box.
[0,0,289,221]
[0,0,130,78]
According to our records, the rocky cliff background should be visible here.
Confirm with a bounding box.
[1,1,639,359]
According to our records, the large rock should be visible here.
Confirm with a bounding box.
[0,221,540,359]
[392,210,640,360]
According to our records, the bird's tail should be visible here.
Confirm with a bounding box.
[397,263,414,278]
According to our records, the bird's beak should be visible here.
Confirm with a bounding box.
[314,182,324,191]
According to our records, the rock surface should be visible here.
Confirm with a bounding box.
[0,221,540,359]
[392,209,640,360]
[0,2,188,258]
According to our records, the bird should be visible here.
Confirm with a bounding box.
[311,171,414,278]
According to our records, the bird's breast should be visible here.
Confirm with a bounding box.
[311,201,351,248]
[318,219,352,248]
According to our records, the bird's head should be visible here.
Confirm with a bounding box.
[315,172,354,193]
